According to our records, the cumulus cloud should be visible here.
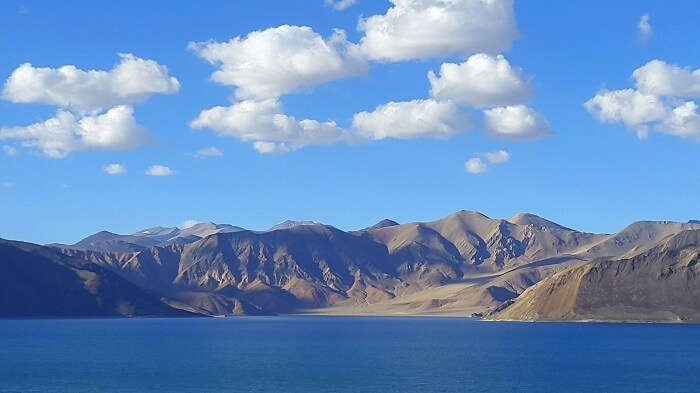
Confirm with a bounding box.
[103,163,126,175]
[483,149,510,164]
[189,4,547,154]
[355,53,546,146]
[586,94,700,141]
[428,54,531,107]
[465,149,510,174]
[638,13,652,40]
[2,53,179,113]
[358,0,518,62]
[352,99,471,140]
[0,106,149,158]
[191,99,350,153]
[585,60,700,141]
[145,165,174,176]
[660,101,700,140]
[325,0,357,10]
[465,157,487,174]
[633,60,700,98]
[194,146,224,158]
[2,145,17,156]
[483,105,550,139]
[189,26,366,153]
[584,89,667,135]
[1,54,178,157]
[189,25,367,100]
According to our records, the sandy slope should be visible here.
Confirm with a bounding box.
[487,230,700,322]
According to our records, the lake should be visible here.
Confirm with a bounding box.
[1,316,698,392]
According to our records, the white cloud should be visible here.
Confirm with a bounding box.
[182,219,199,229]
[659,101,700,140]
[2,145,17,156]
[194,98,475,152]
[194,146,223,158]
[483,105,550,139]
[358,0,518,62]
[633,60,700,98]
[191,99,351,153]
[325,0,357,10]
[252,141,291,154]
[189,25,367,100]
[428,54,532,107]
[585,89,700,140]
[352,99,471,140]
[1,54,178,157]
[585,59,700,141]
[145,165,174,176]
[0,106,149,158]
[465,149,510,174]
[465,157,487,174]
[1,181,13,188]
[484,149,510,164]
[2,53,179,113]
[103,163,126,175]
[584,88,667,136]
[188,2,547,154]
[638,13,652,40]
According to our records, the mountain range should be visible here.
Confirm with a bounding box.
[3,211,699,321]
[487,229,700,322]
[0,239,191,317]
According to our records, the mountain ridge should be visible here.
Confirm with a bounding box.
[4,210,698,319]
[487,229,700,322]
[39,211,699,318]
[0,239,193,317]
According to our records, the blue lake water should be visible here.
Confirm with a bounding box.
[1,316,699,393]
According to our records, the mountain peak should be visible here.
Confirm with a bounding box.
[371,219,399,229]
[268,220,321,231]
[179,222,245,237]
[507,213,571,230]
[132,226,179,237]
[361,219,399,231]
[454,210,490,218]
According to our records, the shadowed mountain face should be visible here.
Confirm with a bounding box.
[0,239,191,317]
[22,210,700,318]
[487,230,700,322]
[58,225,398,315]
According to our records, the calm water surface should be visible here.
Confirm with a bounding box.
[1,316,698,393]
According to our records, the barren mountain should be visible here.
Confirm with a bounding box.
[0,239,190,317]
[577,220,700,259]
[487,230,700,322]
[35,211,700,318]
[361,219,400,231]
[50,211,611,316]
[268,220,322,231]
[52,222,245,252]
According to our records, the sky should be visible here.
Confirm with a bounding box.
[1,0,699,245]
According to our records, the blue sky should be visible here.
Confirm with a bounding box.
[1,0,699,244]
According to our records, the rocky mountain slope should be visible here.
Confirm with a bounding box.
[46,210,700,317]
[0,239,191,317]
[487,230,700,322]
[3,210,695,319]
